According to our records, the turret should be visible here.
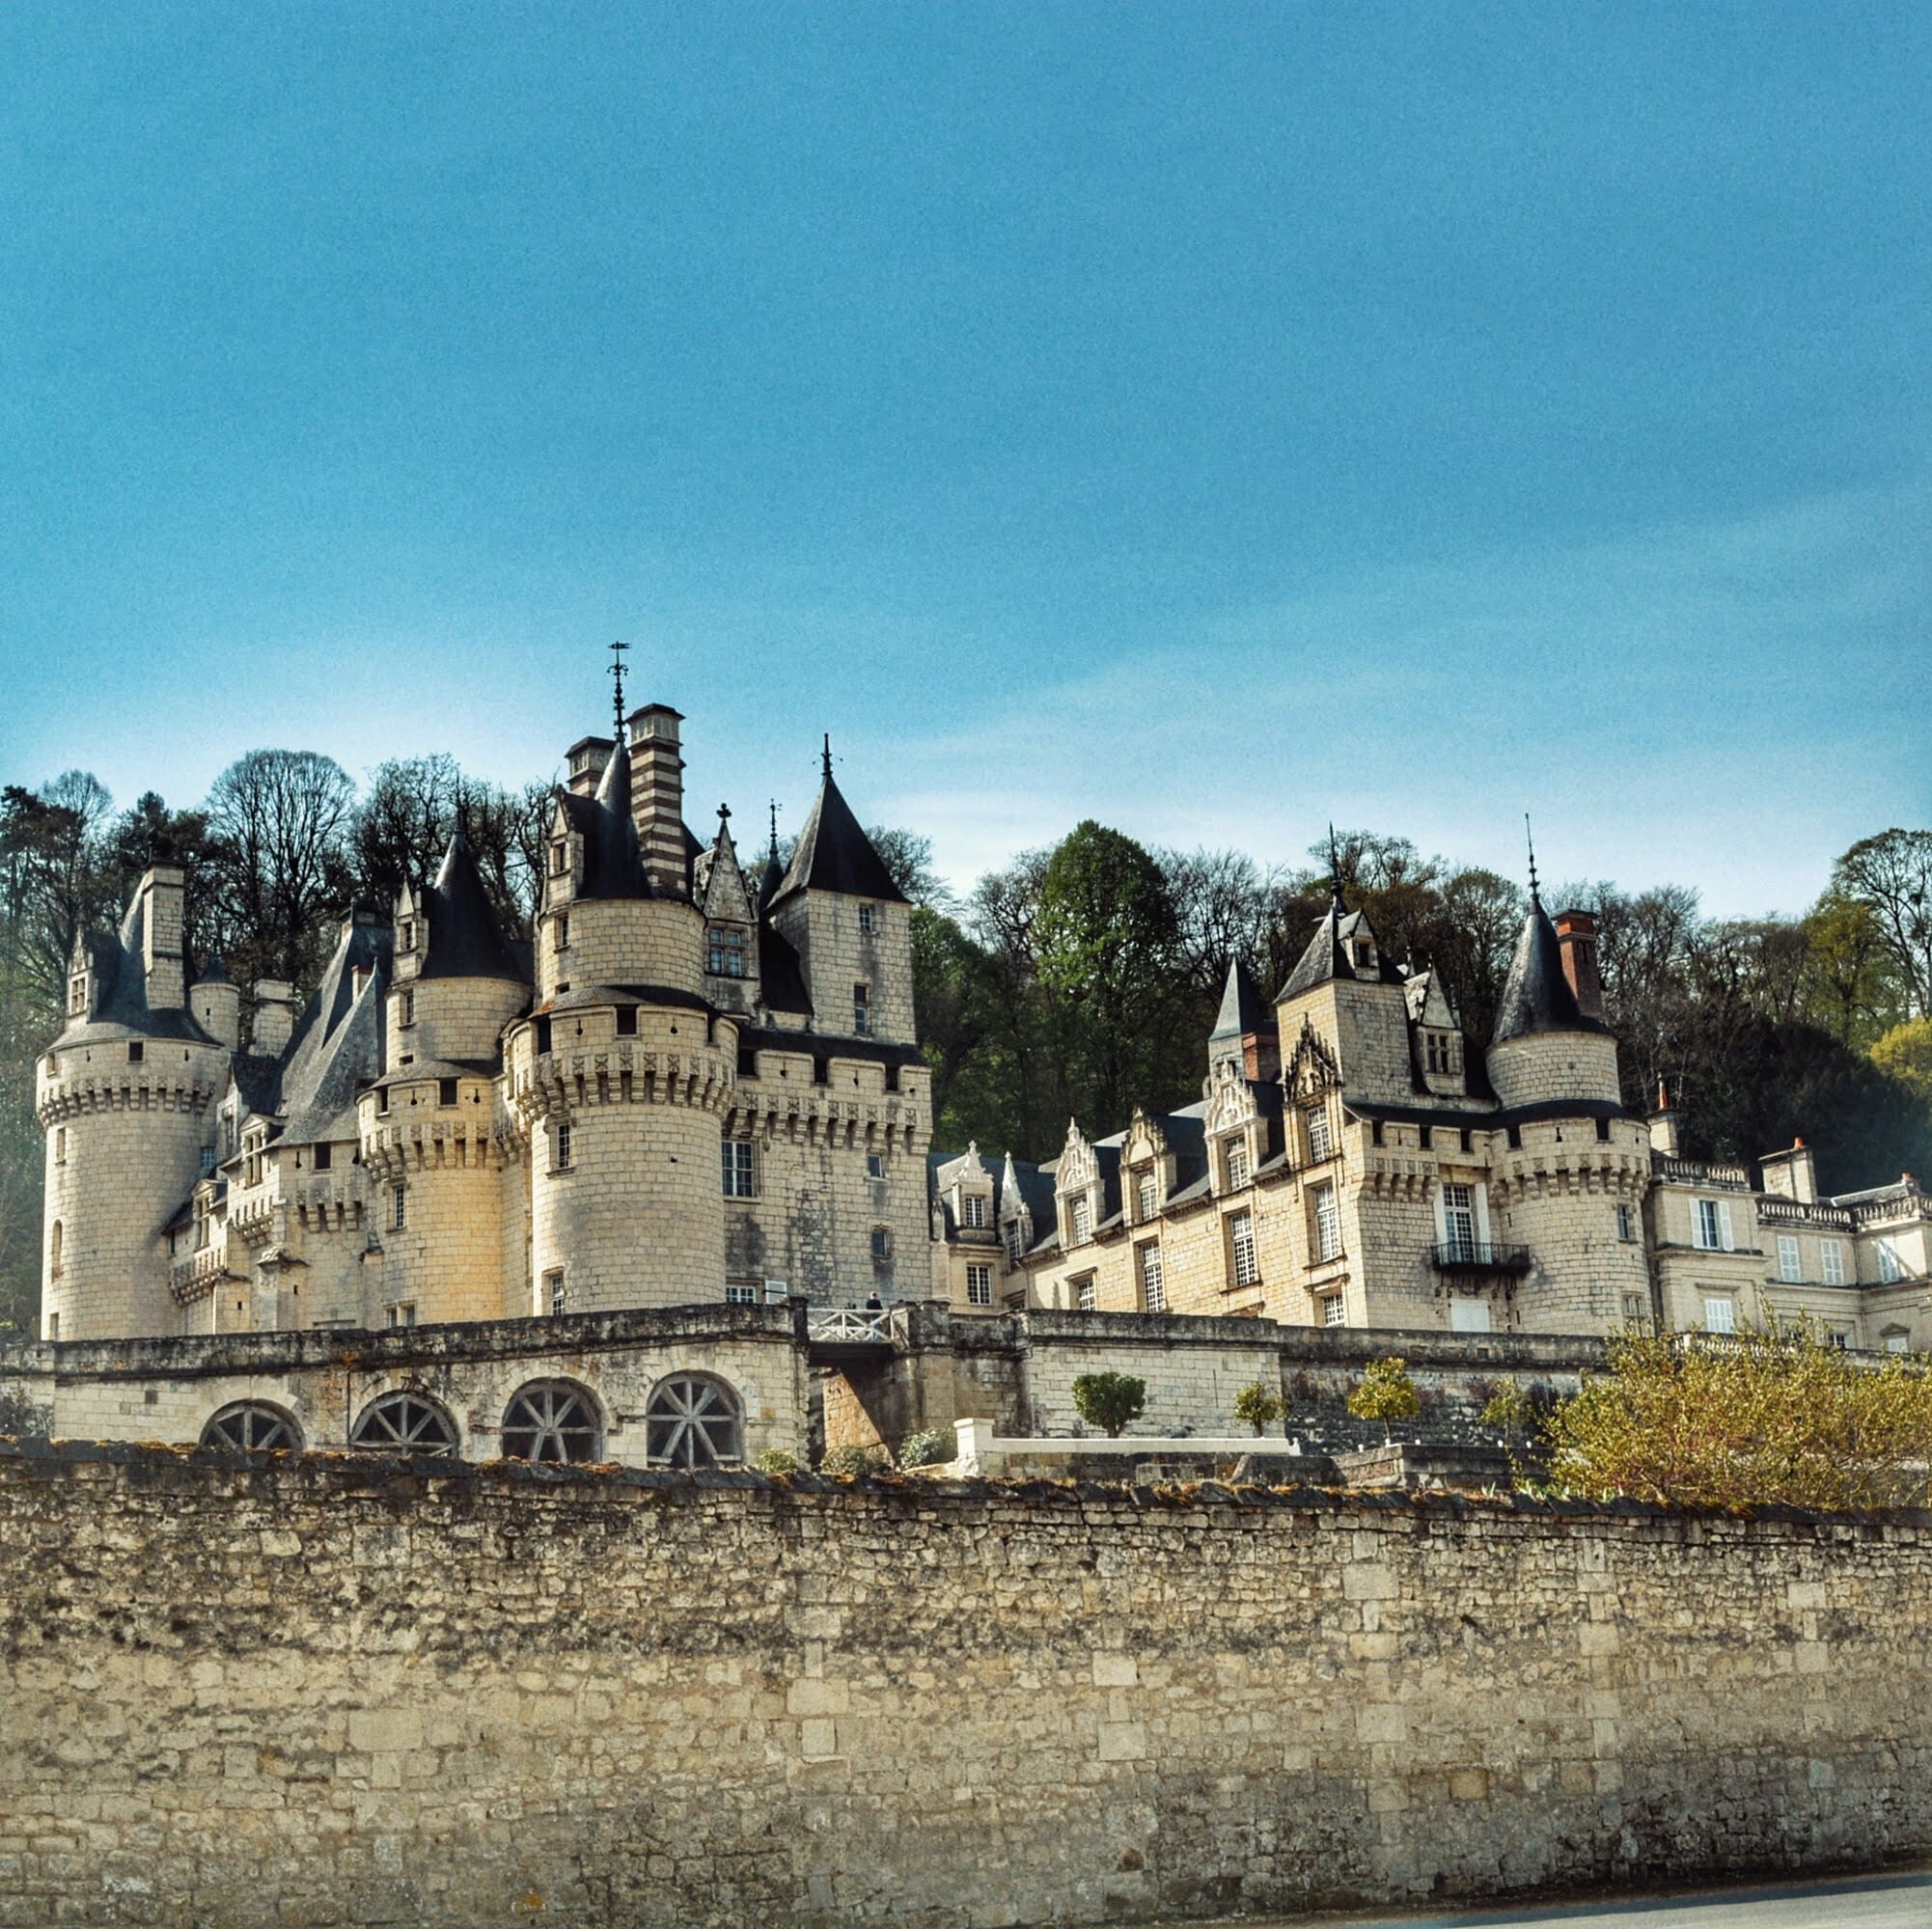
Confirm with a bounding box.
[35,864,229,1339]
[1484,885,1621,1109]
[1272,876,1413,1104]
[1208,957,1279,1083]
[766,738,913,1044]
[190,957,240,1051]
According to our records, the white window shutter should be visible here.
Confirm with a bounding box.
[1718,1199,1734,1252]
[1431,1183,1449,1247]
[1474,1184,1493,1247]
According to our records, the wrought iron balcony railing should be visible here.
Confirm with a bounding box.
[1427,1240,1533,1276]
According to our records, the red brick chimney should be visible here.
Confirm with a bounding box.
[1555,908,1603,1021]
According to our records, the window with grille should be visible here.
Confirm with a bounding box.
[400,991,415,1028]
[707,927,745,977]
[392,1188,407,1231]
[385,1302,416,1329]
[646,1374,741,1468]
[1226,1140,1250,1190]
[501,1381,601,1464]
[545,1270,566,1316]
[870,1226,892,1261]
[1778,1234,1802,1283]
[725,1281,759,1305]
[1137,1173,1157,1222]
[351,1392,456,1456]
[966,1263,993,1307]
[1622,1293,1647,1324]
[202,1403,300,1452]
[1139,1241,1165,1312]
[963,1194,986,1228]
[1075,1275,1096,1311]
[723,1140,756,1198]
[1321,1292,1346,1327]
[1441,1183,1476,1261]
[1822,1241,1846,1285]
[1306,1105,1332,1163]
[1229,1211,1257,1287]
[1006,1226,1024,1266]
[853,982,870,1034]
[1070,1196,1091,1243]
[858,903,874,932]
[1311,1183,1341,1262]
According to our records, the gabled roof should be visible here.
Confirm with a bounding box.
[274,916,393,1139]
[417,825,528,984]
[1491,896,1610,1044]
[1277,896,1404,1001]
[1211,957,1273,1038]
[768,761,906,907]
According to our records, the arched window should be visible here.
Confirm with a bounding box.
[645,1373,742,1469]
[501,1380,601,1464]
[351,1392,458,1456]
[202,1403,301,1452]
[48,1220,62,1280]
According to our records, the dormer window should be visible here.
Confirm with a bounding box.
[1353,941,1373,969]
[962,1194,986,1229]
[1070,1197,1091,1243]
[1136,1173,1157,1223]
[67,976,86,1017]
[400,919,416,951]
[707,927,745,978]
[1306,1103,1333,1163]
[1226,1140,1251,1190]
[549,842,569,876]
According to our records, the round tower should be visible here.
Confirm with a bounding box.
[503,736,735,1313]
[357,826,533,1327]
[36,866,229,1340]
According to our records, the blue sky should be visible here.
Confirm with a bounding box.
[1,3,1925,915]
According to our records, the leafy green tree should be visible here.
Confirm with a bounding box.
[1072,1371,1146,1439]
[1347,1357,1422,1443]
[1871,1019,1932,1101]
[1545,1323,1932,1511]
[1232,1380,1286,1436]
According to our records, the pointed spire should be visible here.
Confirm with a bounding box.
[1490,890,1601,1044]
[419,820,527,982]
[1211,956,1270,1039]
[576,737,650,901]
[769,744,906,906]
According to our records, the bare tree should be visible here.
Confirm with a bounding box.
[1834,830,1932,1017]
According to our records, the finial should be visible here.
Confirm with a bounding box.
[1327,822,1344,908]
[768,799,780,861]
[821,732,833,782]
[716,802,731,836]
[1525,813,1539,902]
[609,639,630,741]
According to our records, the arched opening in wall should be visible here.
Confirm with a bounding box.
[48,1220,62,1280]
[645,1373,742,1469]
[350,1392,459,1456]
[500,1380,602,1464]
[202,1402,302,1452]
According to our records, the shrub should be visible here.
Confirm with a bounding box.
[1347,1357,1422,1443]
[1072,1371,1146,1439]
[820,1444,887,1476]
[1232,1380,1286,1436]
[1478,1378,1535,1436]
[1545,1322,1932,1510]
[898,1427,952,1469]
[752,1447,798,1475]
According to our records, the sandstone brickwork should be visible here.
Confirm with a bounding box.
[2,1439,1928,1927]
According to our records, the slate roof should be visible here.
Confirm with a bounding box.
[560,741,650,901]
[417,826,527,984]
[54,892,218,1048]
[768,767,906,907]
[1491,896,1609,1044]
[1211,957,1273,1038]
[273,918,393,1141]
[758,923,813,1016]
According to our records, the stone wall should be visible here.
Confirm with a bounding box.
[2,1439,1929,1928]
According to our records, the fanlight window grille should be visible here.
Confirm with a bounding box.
[645,1374,743,1470]
[202,1403,300,1452]
[351,1392,458,1456]
[501,1381,602,1464]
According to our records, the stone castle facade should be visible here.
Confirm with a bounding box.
[30,695,1932,1467]
[38,704,931,1351]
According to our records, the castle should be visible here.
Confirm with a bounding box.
[20,696,1932,1467]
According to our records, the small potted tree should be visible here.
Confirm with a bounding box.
[1072,1371,1146,1439]
[1347,1356,1421,1445]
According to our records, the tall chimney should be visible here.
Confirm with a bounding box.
[138,864,186,1011]
[1555,908,1603,1021]
[565,736,614,798]
[627,703,687,896]
[1760,1138,1818,1204]
[251,979,297,1057]
[1647,1080,1679,1158]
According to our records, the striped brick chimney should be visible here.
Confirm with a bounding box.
[626,703,687,896]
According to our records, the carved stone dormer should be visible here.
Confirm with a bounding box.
[697,807,761,1012]
[1121,1108,1175,1224]
[1204,1059,1261,1194]
[1405,965,1466,1096]
[948,1140,996,1237]
[1285,1016,1343,1171]
[1057,1119,1103,1249]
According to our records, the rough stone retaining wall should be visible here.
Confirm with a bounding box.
[2,1437,1928,1928]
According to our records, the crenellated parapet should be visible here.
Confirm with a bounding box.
[36,1051,223,1128]
[1490,1146,1651,1207]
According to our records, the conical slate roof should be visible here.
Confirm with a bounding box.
[194,954,234,986]
[418,824,527,983]
[570,740,650,901]
[1277,894,1355,1001]
[769,757,906,906]
[1491,895,1607,1044]
[1210,957,1271,1038]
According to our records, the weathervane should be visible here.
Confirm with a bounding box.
[609,639,630,741]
